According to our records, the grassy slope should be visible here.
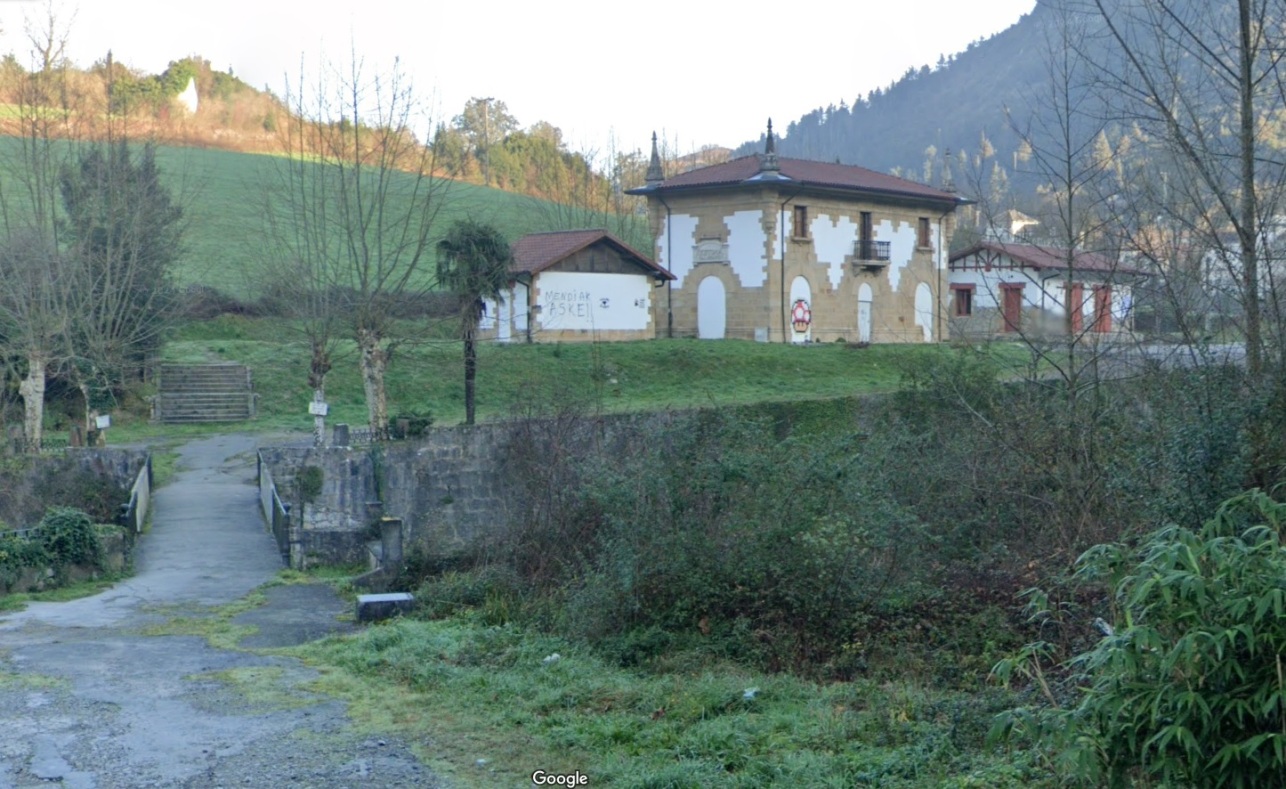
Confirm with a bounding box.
[134,315,970,438]
[0,136,631,299]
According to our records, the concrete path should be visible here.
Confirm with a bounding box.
[0,434,438,788]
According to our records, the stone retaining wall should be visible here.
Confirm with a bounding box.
[258,401,875,567]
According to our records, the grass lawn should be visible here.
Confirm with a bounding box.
[107,315,1020,441]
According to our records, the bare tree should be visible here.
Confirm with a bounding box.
[528,136,650,251]
[257,65,348,445]
[951,3,1143,556]
[1004,2,1122,393]
[1076,0,1286,378]
[24,0,74,75]
[0,233,71,452]
[269,53,450,437]
[0,18,78,452]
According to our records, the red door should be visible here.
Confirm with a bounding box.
[1093,285,1112,333]
[1068,283,1084,334]
[1002,284,1023,332]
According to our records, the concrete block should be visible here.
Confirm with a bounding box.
[357,592,414,623]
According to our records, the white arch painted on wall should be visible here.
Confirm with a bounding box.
[697,276,726,339]
[914,282,934,342]
[789,275,812,344]
[858,283,873,344]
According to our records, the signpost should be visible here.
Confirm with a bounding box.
[309,394,328,447]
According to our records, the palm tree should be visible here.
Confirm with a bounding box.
[436,220,512,425]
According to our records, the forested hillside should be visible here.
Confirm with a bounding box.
[732,2,1066,190]
[0,53,642,216]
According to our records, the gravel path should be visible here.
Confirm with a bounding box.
[0,434,442,789]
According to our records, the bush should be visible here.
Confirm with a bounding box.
[995,490,1286,787]
[37,507,103,568]
[0,532,50,590]
[512,411,933,675]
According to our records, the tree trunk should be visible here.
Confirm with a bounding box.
[1238,0,1262,380]
[17,351,46,453]
[312,386,327,447]
[356,327,389,437]
[464,323,477,426]
[309,340,330,447]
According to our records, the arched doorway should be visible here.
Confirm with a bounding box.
[914,283,933,342]
[697,276,726,339]
[789,276,812,343]
[857,284,873,343]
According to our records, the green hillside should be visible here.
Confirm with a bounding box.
[0,136,644,300]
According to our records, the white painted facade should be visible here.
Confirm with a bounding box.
[725,210,769,288]
[948,268,1132,321]
[657,215,699,288]
[948,247,1138,338]
[811,214,858,289]
[535,271,653,333]
[658,207,944,342]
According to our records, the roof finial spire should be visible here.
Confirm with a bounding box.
[760,118,779,173]
[645,131,664,186]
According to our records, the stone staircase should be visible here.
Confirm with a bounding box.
[153,364,255,423]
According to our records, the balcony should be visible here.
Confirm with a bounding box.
[853,239,890,271]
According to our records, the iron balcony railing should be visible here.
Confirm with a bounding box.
[855,239,891,262]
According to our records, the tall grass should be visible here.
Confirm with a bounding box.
[293,616,1044,788]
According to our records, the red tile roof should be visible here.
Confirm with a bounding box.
[510,229,673,279]
[950,241,1147,276]
[632,154,962,204]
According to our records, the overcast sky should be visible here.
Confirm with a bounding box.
[0,0,1036,158]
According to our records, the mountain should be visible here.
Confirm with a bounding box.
[733,2,1066,190]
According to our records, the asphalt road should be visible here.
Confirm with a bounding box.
[0,434,440,789]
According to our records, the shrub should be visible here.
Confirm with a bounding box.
[295,465,323,504]
[994,490,1286,787]
[0,533,50,590]
[545,412,931,674]
[37,507,103,568]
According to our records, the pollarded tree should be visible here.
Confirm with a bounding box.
[0,232,72,451]
[273,54,450,438]
[436,219,512,425]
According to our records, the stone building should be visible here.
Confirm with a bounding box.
[627,123,969,343]
[479,229,674,343]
